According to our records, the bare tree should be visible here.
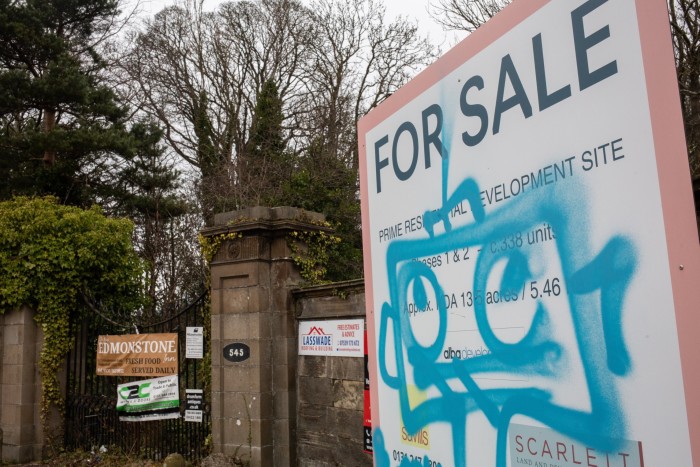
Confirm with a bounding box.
[303,0,437,171]
[118,0,436,219]
[120,3,217,167]
[118,0,316,218]
[428,0,510,32]
[669,0,700,179]
[211,0,315,208]
[111,0,438,277]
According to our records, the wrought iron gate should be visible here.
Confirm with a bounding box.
[64,292,210,462]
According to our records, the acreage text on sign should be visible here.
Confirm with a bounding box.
[96,333,178,377]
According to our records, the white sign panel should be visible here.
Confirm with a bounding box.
[358,0,700,466]
[298,319,364,357]
[186,327,204,359]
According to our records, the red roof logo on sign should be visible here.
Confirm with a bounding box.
[307,326,329,336]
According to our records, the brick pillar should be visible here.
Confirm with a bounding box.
[202,206,329,467]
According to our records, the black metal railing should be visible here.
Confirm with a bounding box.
[64,291,210,462]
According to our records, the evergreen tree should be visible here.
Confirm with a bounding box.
[108,120,195,315]
[194,90,229,224]
[241,79,293,206]
[285,137,363,281]
[0,0,131,205]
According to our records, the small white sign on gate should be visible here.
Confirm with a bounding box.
[186,327,204,359]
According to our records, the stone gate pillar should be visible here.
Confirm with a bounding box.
[201,207,329,466]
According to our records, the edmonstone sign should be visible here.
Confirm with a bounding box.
[96,333,178,377]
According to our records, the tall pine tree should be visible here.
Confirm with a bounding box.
[108,120,192,315]
[241,79,293,206]
[0,0,131,205]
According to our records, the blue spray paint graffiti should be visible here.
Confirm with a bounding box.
[373,154,637,465]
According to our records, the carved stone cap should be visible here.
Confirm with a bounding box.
[201,206,330,238]
[214,206,325,225]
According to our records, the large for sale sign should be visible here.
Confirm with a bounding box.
[358,0,700,466]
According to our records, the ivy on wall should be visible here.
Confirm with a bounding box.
[199,216,341,287]
[288,228,342,285]
[0,197,144,440]
[198,231,242,264]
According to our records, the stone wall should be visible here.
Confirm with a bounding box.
[0,306,61,463]
[293,280,372,467]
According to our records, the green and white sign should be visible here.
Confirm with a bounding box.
[116,375,180,422]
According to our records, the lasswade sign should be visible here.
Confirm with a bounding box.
[96,333,178,377]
